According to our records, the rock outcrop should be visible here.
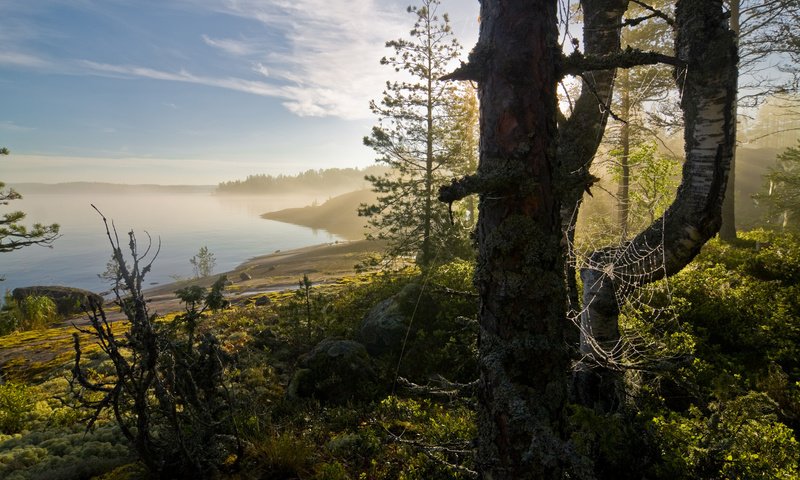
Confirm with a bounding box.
[11,286,103,316]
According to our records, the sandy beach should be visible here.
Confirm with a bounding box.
[118,239,385,319]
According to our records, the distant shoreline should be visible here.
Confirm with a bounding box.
[261,189,376,241]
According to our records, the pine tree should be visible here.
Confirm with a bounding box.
[360,0,470,266]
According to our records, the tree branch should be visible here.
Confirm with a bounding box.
[561,47,682,78]
[441,60,482,82]
[629,0,675,26]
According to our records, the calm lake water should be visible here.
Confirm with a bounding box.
[1,191,341,297]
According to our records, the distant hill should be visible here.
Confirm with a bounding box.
[8,182,215,195]
[261,189,378,240]
[216,166,388,196]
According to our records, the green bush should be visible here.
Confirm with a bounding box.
[0,383,35,434]
[651,392,800,479]
[5,295,60,332]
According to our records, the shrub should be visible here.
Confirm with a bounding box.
[0,383,35,434]
[651,393,800,479]
[72,217,240,479]
[0,294,59,334]
[17,296,58,330]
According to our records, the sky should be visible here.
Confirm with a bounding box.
[0,0,480,185]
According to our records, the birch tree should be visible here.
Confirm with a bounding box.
[578,0,738,409]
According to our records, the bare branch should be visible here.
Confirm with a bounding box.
[561,47,682,78]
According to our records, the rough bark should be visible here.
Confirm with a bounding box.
[560,0,628,330]
[472,0,576,477]
[577,0,738,410]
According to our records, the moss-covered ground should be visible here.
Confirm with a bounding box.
[1,230,799,479]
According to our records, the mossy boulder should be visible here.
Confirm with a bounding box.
[358,283,434,356]
[11,286,103,316]
[287,338,379,404]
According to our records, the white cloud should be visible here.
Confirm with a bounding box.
[0,120,35,132]
[0,51,50,68]
[252,62,269,78]
[186,0,414,119]
[82,60,286,98]
[201,34,257,56]
[2,0,478,121]
[61,0,413,120]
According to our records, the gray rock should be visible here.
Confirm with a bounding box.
[359,282,435,357]
[239,272,252,281]
[254,296,271,306]
[359,297,408,356]
[11,286,103,316]
[287,338,379,403]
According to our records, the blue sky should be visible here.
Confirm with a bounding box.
[0,0,480,185]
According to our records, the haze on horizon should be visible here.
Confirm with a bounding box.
[0,1,479,185]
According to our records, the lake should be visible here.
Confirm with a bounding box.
[1,190,342,297]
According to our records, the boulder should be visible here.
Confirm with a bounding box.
[239,272,253,281]
[253,296,271,307]
[11,286,104,316]
[359,283,433,356]
[359,298,407,356]
[287,338,379,404]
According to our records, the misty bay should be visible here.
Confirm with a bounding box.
[1,188,343,296]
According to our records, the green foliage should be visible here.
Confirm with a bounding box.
[247,432,314,479]
[651,393,799,479]
[672,232,800,379]
[566,230,800,478]
[614,231,800,478]
[1,295,59,333]
[173,275,229,345]
[0,383,35,434]
[609,141,681,230]
[16,296,59,331]
[297,274,314,340]
[190,245,216,278]
[0,292,20,335]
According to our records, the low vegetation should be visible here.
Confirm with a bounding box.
[0,230,798,478]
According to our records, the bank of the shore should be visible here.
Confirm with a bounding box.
[130,239,385,319]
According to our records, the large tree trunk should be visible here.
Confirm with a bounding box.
[577,0,738,411]
[473,1,575,477]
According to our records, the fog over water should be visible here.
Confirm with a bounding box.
[1,190,342,296]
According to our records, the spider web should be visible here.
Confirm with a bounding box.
[565,191,693,375]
